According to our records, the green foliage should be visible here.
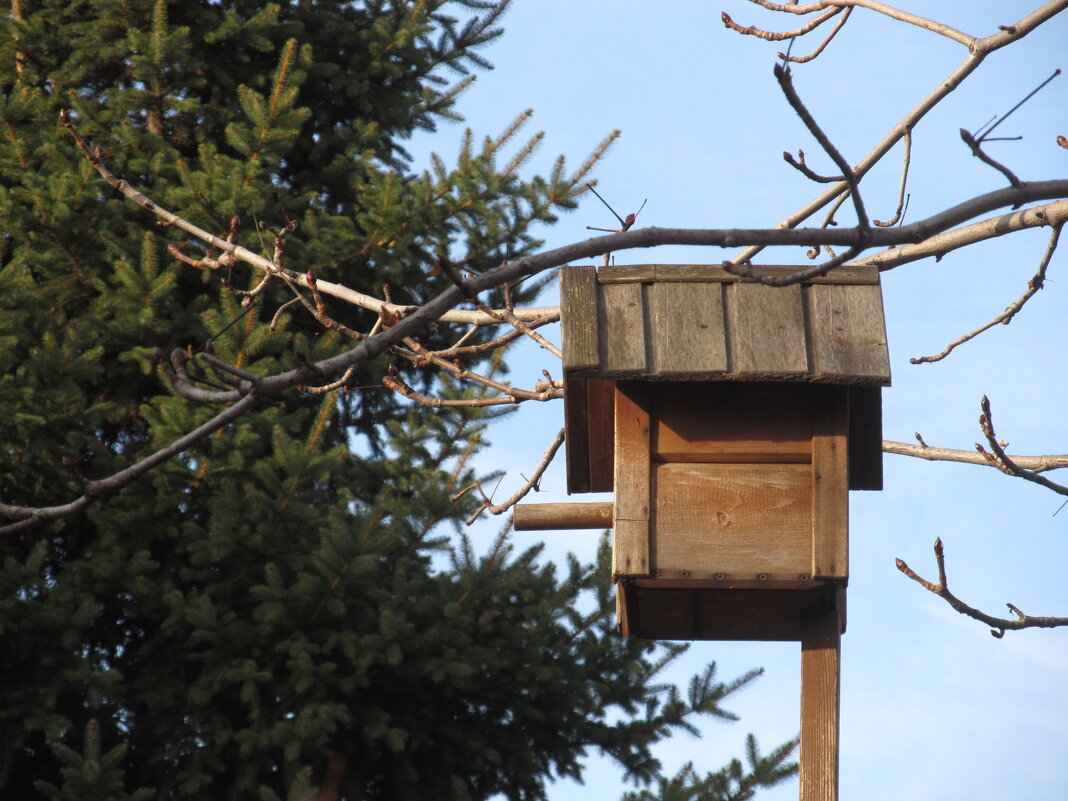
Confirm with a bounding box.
[0,2,796,800]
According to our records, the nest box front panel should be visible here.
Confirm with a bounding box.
[653,462,813,580]
[612,380,849,586]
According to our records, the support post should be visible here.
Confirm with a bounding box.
[800,603,841,801]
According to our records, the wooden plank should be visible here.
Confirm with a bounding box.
[564,377,592,494]
[513,502,614,530]
[647,282,728,377]
[811,386,849,580]
[801,604,842,801]
[586,378,616,492]
[847,386,883,491]
[599,264,656,283]
[807,283,891,384]
[599,282,648,374]
[727,282,809,377]
[597,265,881,285]
[652,382,812,463]
[560,266,600,372]
[613,383,652,576]
[653,463,812,580]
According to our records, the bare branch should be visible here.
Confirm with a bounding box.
[959,128,1022,187]
[452,427,566,523]
[852,197,1068,271]
[883,440,1068,474]
[774,62,869,229]
[722,6,842,42]
[783,149,845,183]
[910,222,1061,363]
[0,394,259,536]
[873,129,912,227]
[976,395,1068,497]
[728,1,973,47]
[897,538,1068,637]
[729,1,1068,266]
[778,6,852,63]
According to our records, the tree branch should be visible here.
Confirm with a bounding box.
[896,538,1068,637]
[909,222,1061,363]
[0,393,259,536]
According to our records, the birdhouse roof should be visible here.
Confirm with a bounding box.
[560,264,891,384]
[559,264,892,495]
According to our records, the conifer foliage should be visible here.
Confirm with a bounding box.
[0,2,796,799]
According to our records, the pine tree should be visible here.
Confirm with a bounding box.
[0,2,797,799]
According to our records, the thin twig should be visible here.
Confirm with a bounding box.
[779,7,852,62]
[960,128,1022,187]
[775,63,869,230]
[976,395,1068,497]
[722,6,840,42]
[975,68,1061,142]
[910,222,1061,363]
[452,427,566,523]
[874,130,912,227]
[897,538,1068,637]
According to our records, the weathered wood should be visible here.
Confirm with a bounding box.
[652,383,812,464]
[597,264,881,285]
[600,282,648,374]
[801,604,842,801]
[728,282,809,377]
[613,383,652,576]
[648,282,728,377]
[560,266,600,372]
[564,377,593,494]
[653,463,812,580]
[808,282,891,383]
[599,264,655,283]
[847,386,883,491]
[811,386,849,580]
[586,378,616,492]
[513,502,614,530]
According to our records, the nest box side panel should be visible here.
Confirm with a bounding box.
[613,382,652,577]
[561,267,612,493]
[847,386,883,491]
[811,386,850,580]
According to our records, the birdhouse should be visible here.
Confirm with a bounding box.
[515,263,890,642]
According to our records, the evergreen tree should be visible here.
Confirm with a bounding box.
[0,2,797,799]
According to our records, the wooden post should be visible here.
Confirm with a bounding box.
[800,603,841,801]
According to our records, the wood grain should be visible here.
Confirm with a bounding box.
[801,605,842,801]
[597,264,882,285]
[728,282,809,376]
[652,382,812,463]
[811,386,849,580]
[560,265,599,372]
[808,283,891,383]
[613,383,652,576]
[512,502,614,530]
[600,282,648,374]
[653,463,812,579]
[647,282,728,377]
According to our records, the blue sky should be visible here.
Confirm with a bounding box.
[409,3,1068,799]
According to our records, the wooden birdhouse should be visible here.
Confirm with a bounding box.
[514,263,890,642]
[512,263,890,801]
